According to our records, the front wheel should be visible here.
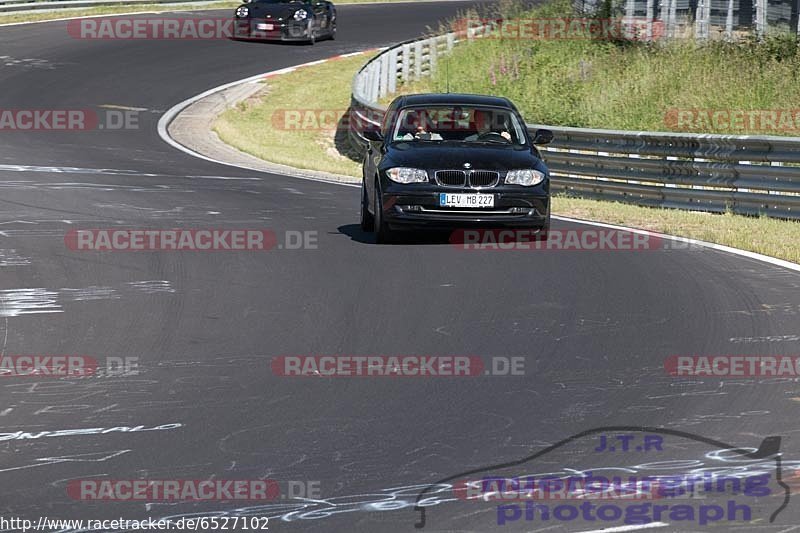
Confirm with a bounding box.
[360,182,374,231]
[306,21,316,44]
[373,181,392,244]
[329,18,336,39]
[534,214,551,242]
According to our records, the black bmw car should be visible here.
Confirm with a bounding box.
[233,0,336,43]
[360,93,553,243]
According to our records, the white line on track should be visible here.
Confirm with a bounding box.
[99,104,151,112]
[553,215,800,273]
[577,522,669,533]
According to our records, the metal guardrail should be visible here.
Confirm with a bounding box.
[349,32,800,220]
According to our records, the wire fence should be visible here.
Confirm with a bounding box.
[578,0,800,39]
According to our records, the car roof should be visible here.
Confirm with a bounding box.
[391,93,515,109]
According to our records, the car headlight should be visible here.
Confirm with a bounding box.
[505,169,545,186]
[387,167,428,184]
[235,6,248,17]
[293,9,308,20]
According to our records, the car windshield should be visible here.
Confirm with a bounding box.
[391,105,527,145]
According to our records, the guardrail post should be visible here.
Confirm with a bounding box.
[694,0,710,40]
[387,48,398,94]
[755,0,767,37]
[378,54,389,99]
[401,43,411,82]
[414,40,424,80]
[369,63,379,103]
[624,0,635,39]
[429,39,438,75]
[725,0,735,39]
[666,0,677,38]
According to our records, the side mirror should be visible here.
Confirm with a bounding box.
[532,128,553,145]
[362,129,383,142]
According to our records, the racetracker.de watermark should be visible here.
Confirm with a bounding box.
[0,355,138,377]
[664,108,800,133]
[449,228,703,251]
[271,355,525,377]
[67,479,321,501]
[68,480,277,501]
[453,475,664,502]
[0,109,138,131]
[64,229,318,251]
[273,107,516,132]
[68,17,242,40]
[453,18,664,40]
[665,355,800,377]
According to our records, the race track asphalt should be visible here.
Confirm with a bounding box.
[1,3,799,531]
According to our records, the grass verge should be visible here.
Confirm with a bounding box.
[214,53,367,177]
[213,41,800,263]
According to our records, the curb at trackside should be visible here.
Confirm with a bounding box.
[157,48,384,187]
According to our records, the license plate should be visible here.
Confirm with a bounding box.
[439,193,494,208]
[257,23,274,30]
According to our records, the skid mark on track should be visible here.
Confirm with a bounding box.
[730,335,800,343]
[0,288,60,316]
[0,56,60,69]
[60,286,119,302]
[0,450,131,475]
[0,282,177,317]
[0,249,30,266]
[719,303,800,316]
[126,281,175,294]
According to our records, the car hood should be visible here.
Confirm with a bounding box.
[244,2,307,19]
[383,142,546,173]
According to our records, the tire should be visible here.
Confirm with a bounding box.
[534,214,551,242]
[307,22,316,45]
[329,18,336,40]
[360,182,374,231]
[373,180,392,244]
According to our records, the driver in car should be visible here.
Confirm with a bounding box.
[400,111,443,141]
[465,109,512,141]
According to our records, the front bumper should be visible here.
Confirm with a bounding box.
[380,184,550,230]
[233,19,312,41]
